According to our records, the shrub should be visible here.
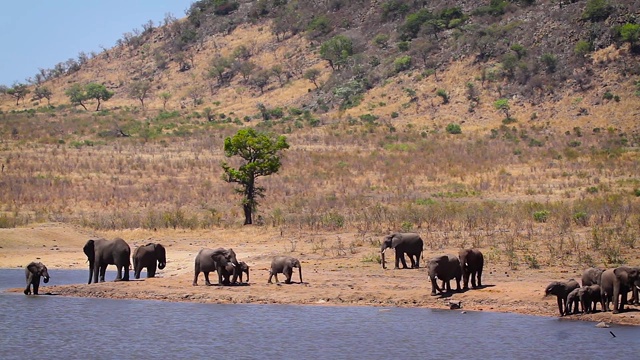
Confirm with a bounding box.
[446,123,461,134]
[533,210,550,223]
[393,55,412,73]
[436,89,449,104]
[582,0,613,22]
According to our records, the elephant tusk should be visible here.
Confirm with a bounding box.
[381,249,386,254]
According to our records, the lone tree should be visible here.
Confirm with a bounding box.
[221,128,289,225]
[6,83,30,105]
[129,80,152,109]
[65,82,114,111]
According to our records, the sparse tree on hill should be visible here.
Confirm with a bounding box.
[159,91,172,110]
[208,55,232,85]
[6,83,30,105]
[221,128,289,225]
[252,69,270,94]
[33,86,53,105]
[65,84,89,110]
[319,35,354,70]
[129,80,152,109]
[304,68,321,89]
[85,83,114,111]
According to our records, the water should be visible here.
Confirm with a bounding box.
[1,269,639,359]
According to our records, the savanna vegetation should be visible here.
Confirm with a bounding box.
[1,0,639,272]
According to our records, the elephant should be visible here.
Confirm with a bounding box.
[427,255,462,296]
[566,287,581,315]
[192,248,239,286]
[24,262,50,295]
[458,248,484,289]
[83,238,131,284]
[544,279,580,316]
[581,267,603,286]
[600,266,640,313]
[579,284,602,314]
[132,243,167,279]
[380,232,423,269]
[221,261,249,284]
[268,256,302,284]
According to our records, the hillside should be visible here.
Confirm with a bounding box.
[1,0,640,274]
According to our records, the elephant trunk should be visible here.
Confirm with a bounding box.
[245,269,249,283]
[42,270,50,284]
[381,249,387,269]
[298,266,303,283]
[87,261,94,284]
[158,261,166,270]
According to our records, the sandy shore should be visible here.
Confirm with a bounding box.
[2,223,638,326]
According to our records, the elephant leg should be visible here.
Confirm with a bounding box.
[204,272,212,286]
[556,297,564,316]
[99,265,107,282]
[193,269,200,286]
[115,264,123,281]
[471,272,477,288]
[24,274,33,295]
[612,287,621,314]
[148,263,157,278]
[399,253,409,269]
[134,266,141,279]
[477,269,483,287]
[122,263,129,281]
[217,267,225,285]
[408,255,416,269]
[33,279,40,295]
[455,277,461,292]
[284,267,292,284]
[267,271,274,284]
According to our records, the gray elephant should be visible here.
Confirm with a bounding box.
[579,284,602,314]
[380,233,423,269]
[83,238,131,284]
[192,248,238,286]
[544,279,580,316]
[221,261,249,284]
[268,256,302,284]
[24,262,50,295]
[566,287,581,315]
[427,255,462,296]
[132,243,167,279]
[581,267,603,286]
[600,266,640,313]
[458,248,484,289]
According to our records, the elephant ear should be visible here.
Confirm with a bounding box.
[83,240,95,261]
[27,262,38,274]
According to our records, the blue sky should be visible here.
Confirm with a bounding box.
[0,1,192,86]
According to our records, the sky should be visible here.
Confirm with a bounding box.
[0,0,193,86]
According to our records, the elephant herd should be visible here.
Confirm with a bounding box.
[23,232,639,319]
[380,232,485,296]
[545,266,640,316]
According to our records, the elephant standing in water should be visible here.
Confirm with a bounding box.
[427,255,462,296]
[268,256,302,284]
[380,233,423,269]
[221,261,249,284]
[544,279,579,316]
[132,243,167,279]
[24,262,50,295]
[458,248,484,289]
[600,266,640,313]
[193,248,239,286]
[83,238,131,284]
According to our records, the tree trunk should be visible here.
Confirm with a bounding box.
[243,203,252,225]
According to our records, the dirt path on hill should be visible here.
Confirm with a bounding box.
[1,223,638,326]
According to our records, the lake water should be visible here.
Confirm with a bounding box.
[1,269,639,359]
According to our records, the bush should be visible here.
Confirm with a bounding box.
[582,0,612,22]
[533,210,550,223]
[446,123,461,134]
[393,55,412,73]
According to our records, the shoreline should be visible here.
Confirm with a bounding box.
[1,224,639,326]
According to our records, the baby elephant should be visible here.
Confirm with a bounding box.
[566,287,581,315]
[221,261,250,284]
[268,256,302,284]
[579,284,602,314]
[545,279,580,316]
[24,262,50,295]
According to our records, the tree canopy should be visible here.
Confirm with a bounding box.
[221,128,289,225]
[65,83,114,111]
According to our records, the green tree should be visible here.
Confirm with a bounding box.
[582,0,612,22]
[319,35,353,70]
[85,83,114,111]
[159,92,172,110]
[252,69,271,94]
[33,86,53,105]
[304,68,321,88]
[494,98,511,119]
[208,55,232,85]
[65,83,89,110]
[221,128,290,225]
[129,80,152,109]
[6,83,30,105]
[619,23,640,49]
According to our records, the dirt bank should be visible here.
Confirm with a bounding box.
[2,223,638,326]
